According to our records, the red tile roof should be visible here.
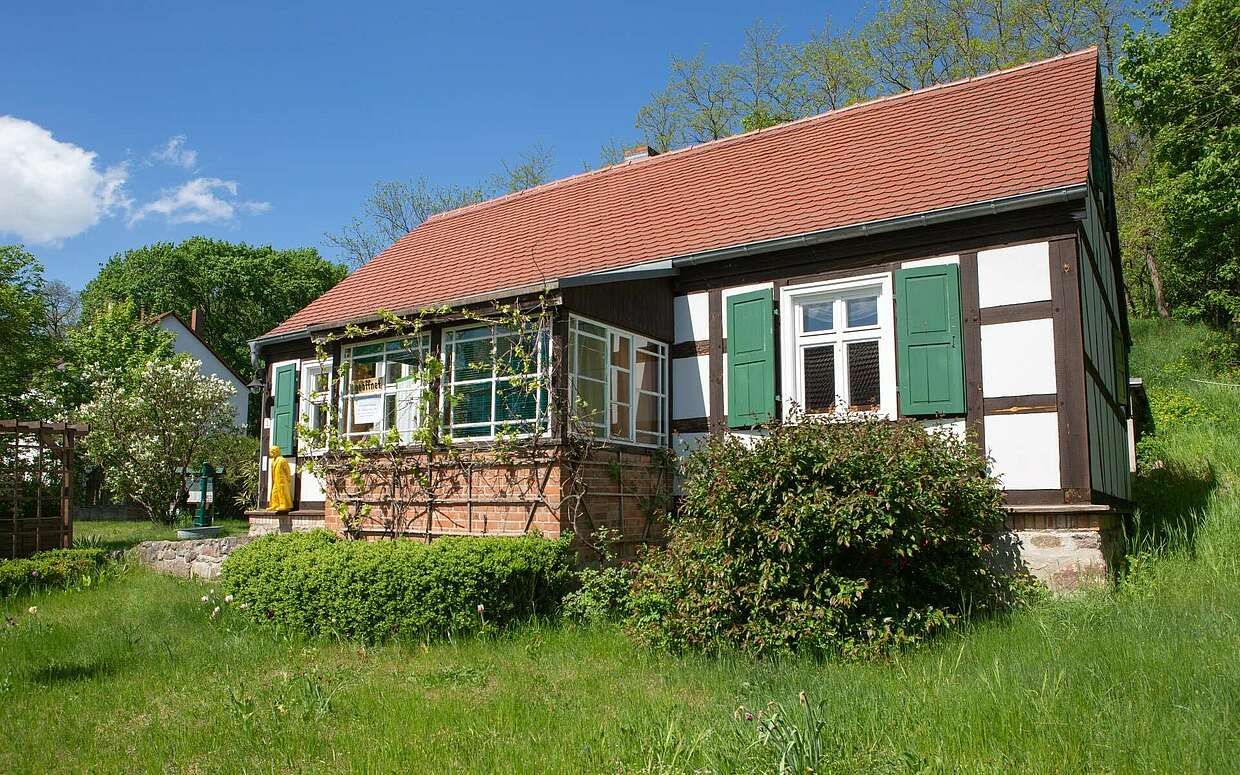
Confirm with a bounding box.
[265,49,1098,339]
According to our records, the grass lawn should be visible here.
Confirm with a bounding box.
[73,517,250,552]
[1,320,1238,774]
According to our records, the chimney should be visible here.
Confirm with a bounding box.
[190,307,204,335]
[623,144,658,162]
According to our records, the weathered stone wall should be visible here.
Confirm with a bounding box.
[1000,510,1126,591]
[130,535,253,580]
[249,512,325,536]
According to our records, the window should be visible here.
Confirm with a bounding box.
[569,317,667,447]
[299,360,332,450]
[441,325,550,439]
[781,274,895,417]
[340,336,430,442]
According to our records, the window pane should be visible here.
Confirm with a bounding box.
[386,350,420,387]
[845,296,878,328]
[496,380,537,422]
[347,398,377,438]
[610,402,631,440]
[575,332,606,381]
[611,332,631,368]
[351,357,381,394]
[575,319,607,338]
[847,340,882,410]
[497,332,537,377]
[635,348,661,392]
[393,388,419,435]
[611,369,631,411]
[452,335,492,382]
[802,301,834,332]
[803,345,836,413]
[450,383,491,426]
[575,378,605,428]
[636,392,660,437]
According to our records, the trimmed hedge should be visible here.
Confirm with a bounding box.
[0,548,110,597]
[629,416,1029,659]
[220,530,575,642]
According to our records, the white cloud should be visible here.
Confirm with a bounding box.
[0,115,131,245]
[128,177,271,225]
[149,135,198,170]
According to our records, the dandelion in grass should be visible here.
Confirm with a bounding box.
[201,595,209,603]
[27,606,37,616]
[211,606,220,619]
[224,594,234,603]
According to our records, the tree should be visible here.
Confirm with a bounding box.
[79,358,238,524]
[40,279,80,341]
[1116,0,1240,327]
[634,0,1139,151]
[80,238,347,380]
[327,146,557,270]
[0,245,52,416]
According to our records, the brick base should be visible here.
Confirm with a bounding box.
[305,445,671,559]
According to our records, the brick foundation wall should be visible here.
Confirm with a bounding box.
[314,445,671,556]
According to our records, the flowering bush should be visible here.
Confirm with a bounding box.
[0,548,109,597]
[628,416,1030,659]
[221,530,574,642]
[78,357,238,523]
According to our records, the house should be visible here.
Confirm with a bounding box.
[151,310,248,426]
[249,49,1129,586]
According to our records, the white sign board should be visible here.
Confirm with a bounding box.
[352,395,382,425]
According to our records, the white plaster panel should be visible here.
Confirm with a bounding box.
[671,355,709,419]
[981,318,1056,397]
[977,242,1051,308]
[921,418,966,440]
[672,432,709,461]
[985,412,1061,490]
[298,469,326,502]
[902,254,959,269]
[721,281,773,300]
[673,293,710,344]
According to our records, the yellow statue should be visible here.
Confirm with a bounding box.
[267,445,293,513]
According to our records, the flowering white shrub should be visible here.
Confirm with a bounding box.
[79,357,238,523]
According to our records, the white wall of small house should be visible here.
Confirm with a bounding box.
[671,355,709,420]
[985,412,1062,489]
[673,292,709,344]
[157,316,247,426]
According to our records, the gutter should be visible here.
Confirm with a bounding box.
[252,184,1085,349]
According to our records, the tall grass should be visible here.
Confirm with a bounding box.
[1,319,1237,774]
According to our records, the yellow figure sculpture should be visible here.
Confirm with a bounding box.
[268,445,293,513]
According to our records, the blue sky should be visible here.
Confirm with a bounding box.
[3,1,868,289]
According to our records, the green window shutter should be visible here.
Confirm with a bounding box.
[271,363,298,453]
[726,289,776,428]
[895,264,966,416]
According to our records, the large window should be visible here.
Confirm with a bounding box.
[299,360,332,450]
[569,317,667,447]
[441,325,550,439]
[780,274,895,417]
[340,336,430,442]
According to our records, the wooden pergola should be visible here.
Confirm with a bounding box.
[0,420,88,559]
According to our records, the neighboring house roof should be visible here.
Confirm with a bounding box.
[149,312,249,384]
[263,48,1099,341]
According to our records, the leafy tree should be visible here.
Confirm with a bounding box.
[79,357,238,523]
[328,145,556,269]
[1116,0,1240,327]
[0,245,52,416]
[634,2,1138,149]
[40,279,80,341]
[79,238,347,379]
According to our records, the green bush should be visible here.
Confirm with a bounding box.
[629,416,1025,660]
[221,530,574,642]
[561,528,636,624]
[0,547,110,597]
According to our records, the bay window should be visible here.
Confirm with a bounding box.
[340,335,430,442]
[569,316,667,447]
[441,325,550,439]
[780,274,895,417]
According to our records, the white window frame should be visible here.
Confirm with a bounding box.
[339,334,431,443]
[440,323,551,441]
[298,359,333,454]
[779,273,896,420]
[569,315,668,448]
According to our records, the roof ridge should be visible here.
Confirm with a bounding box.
[418,47,1097,229]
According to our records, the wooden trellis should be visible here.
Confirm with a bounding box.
[0,420,88,559]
